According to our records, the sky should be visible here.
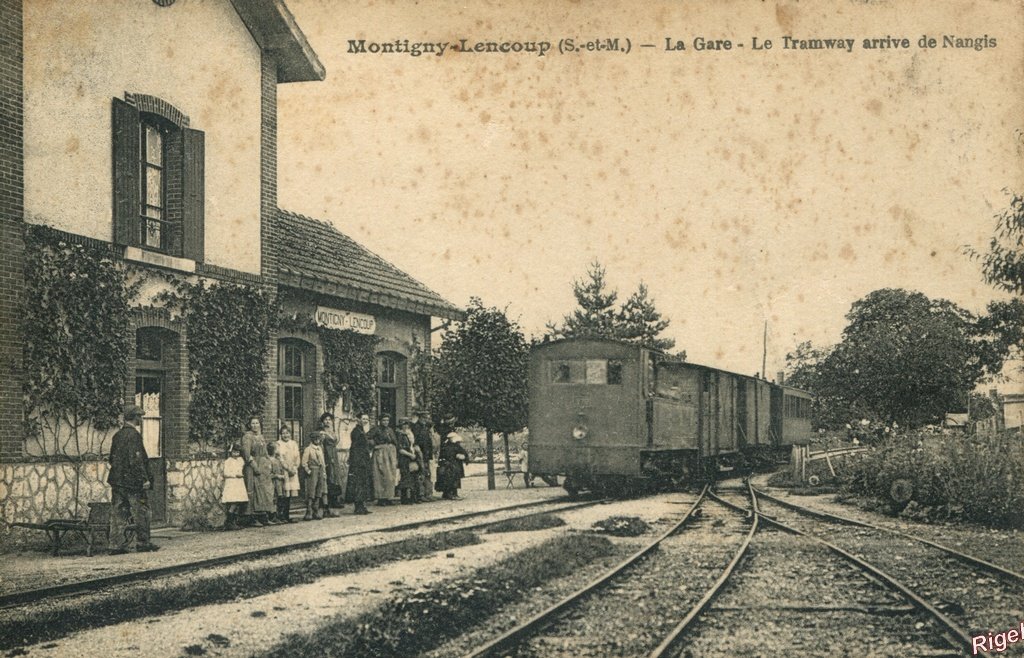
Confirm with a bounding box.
[274,0,1023,388]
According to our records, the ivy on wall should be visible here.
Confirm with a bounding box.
[23,226,137,458]
[161,282,277,448]
[319,326,379,416]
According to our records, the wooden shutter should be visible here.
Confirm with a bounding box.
[112,98,140,247]
[181,127,205,263]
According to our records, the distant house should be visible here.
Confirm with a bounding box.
[942,413,969,432]
[1003,393,1024,432]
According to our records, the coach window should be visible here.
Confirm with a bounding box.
[607,360,623,385]
[551,361,572,383]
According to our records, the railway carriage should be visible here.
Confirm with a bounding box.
[528,338,812,495]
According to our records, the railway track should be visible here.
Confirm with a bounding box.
[752,488,1024,657]
[753,487,1024,584]
[464,481,987,657]
[464,485,757,658]
[0,496,605,611]
[657,485,959,657]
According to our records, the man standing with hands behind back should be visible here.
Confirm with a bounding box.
[108,404,158,554]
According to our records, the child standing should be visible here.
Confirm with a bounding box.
[221,443,248,530]
[301,431,327,520]
[267,441,286,524]
[275,426,301,523]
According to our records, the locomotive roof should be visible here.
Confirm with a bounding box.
[532,336,813,396]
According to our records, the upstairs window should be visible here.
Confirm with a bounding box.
[140,120,167,250]
[113,95,204,261]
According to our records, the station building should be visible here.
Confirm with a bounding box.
[0,0,461,531]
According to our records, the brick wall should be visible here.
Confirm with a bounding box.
[0,0,24,462]
[260,51,280,428]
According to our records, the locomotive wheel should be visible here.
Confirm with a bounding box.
[563,477,580,500]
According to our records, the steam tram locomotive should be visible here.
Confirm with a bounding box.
[527,338,812,496]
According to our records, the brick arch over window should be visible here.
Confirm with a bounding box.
[125,93,190,129]
[113,93,204,262]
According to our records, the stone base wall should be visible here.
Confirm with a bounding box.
[0,458,226,549]
[166,458,224,528]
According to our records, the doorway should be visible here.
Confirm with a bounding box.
[135,372,167,524]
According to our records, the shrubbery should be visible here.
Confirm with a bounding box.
[842,430,1024,527]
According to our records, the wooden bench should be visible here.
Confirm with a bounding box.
[12,502,135,556]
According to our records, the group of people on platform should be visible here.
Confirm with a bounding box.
[220,410,470,529]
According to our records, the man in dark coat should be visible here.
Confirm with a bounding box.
[315,412,343,517]
[412,410,435,501]
[107,404,158,554]
[345,412,376,515]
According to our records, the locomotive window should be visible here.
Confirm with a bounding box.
[551,361,571,383]
[607,361,623,385]
[549,359,622,384]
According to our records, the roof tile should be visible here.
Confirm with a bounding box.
[274,209,462,320]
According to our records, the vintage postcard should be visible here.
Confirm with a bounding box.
[1,1,1022,656]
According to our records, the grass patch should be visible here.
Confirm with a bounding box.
[262,533,615,658]
[591,516,651,537]
[0,530,479,651]
[484,514,565,534]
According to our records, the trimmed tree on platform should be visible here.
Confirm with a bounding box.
[430,299,529,490]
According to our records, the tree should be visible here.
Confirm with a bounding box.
[430,299,530,489]
[970,192,1024,295]
[966,195,1024,375]
[546,261,619,340]
[814,289,999,428]
[546,262,678,353]
[618,283,676,351]
[784,341,831,392]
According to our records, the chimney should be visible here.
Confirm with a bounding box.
[777,371,785,385]
[990,388,999,400]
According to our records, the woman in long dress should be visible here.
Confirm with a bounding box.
[240,416,275,526]
[437,432,469,500]
[346,413,375,515]
[372,414,399,505]
[316,412,344,516]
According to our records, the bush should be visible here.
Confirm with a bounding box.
[591,516,651,537]
[842,430,1024,527]
[484,514,565,533]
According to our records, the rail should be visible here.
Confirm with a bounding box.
[754,487,1024,585]
[0,496,603,611]
[751,484,983,657]
[648,486,757,657]
[464,485,710,658]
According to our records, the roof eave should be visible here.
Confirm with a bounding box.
[231,0,326,83]
[278,270,465,322]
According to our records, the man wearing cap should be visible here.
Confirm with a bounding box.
[108,404,158,554]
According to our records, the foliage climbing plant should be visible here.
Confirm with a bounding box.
[23,226,137,457]
[318,325,379,416]
[161,282,276,449]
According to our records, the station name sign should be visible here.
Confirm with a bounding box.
[314,306,376,335]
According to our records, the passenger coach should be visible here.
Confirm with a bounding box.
[527,338,812,496]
